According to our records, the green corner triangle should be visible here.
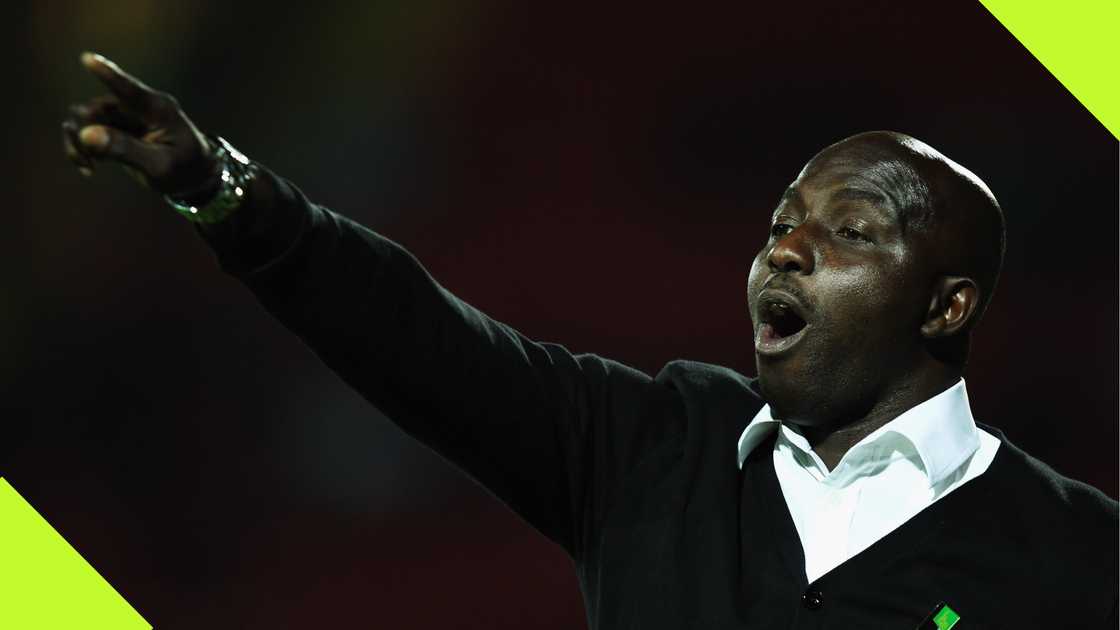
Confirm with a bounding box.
[979,0,1119,139]
[933,604,961,630]
[0,478,151,629]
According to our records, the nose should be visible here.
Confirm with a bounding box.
[767,225,815,275]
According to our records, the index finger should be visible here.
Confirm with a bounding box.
[80,52,156,112]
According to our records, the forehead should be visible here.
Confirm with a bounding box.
[780,150,932,226]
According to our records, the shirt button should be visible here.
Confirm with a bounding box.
[802,588,823,610]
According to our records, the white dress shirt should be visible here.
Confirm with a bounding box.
[736,379,1000,583]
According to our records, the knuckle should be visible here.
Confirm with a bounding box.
[91,94,120,113]
[151,91,180,113]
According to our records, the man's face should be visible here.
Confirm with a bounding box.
[746,152,935,427]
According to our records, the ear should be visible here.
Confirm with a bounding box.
[920,276,979,338]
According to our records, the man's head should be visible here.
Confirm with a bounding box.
[746,131,1004,428]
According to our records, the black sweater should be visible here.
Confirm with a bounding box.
[196,166,1118,629]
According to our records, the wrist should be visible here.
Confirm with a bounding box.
[175,173,222,207]
[165,135,258,224]
[166,135,223,203]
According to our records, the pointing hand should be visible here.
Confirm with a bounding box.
[62,52,220,200]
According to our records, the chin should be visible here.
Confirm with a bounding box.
[756,365,805,421]
[755,360,849,427]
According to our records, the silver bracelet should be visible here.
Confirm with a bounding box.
[164,136,257,224]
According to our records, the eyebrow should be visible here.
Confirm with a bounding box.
[776,185,891,209]
[830,186,900,223]
[830,187,889,206]
[773,185,901,226]
[775,186,803,211]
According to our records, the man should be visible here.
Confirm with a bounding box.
[63,53,1116,628]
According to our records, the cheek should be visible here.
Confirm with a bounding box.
[820,259,923,342]
[746,251,768,310]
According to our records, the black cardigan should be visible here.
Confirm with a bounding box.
[196,167,1118,629]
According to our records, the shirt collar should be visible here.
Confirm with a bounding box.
[736,379,981,487]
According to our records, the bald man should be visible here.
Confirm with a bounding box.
[64,54,1116,629]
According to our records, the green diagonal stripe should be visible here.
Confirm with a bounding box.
[979,0,1119,139]
[0,478,151,629]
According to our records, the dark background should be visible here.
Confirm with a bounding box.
[5,1,1116,628]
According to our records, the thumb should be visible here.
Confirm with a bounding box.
[78,124,169,179]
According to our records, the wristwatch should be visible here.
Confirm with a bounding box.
[164,135,258,224]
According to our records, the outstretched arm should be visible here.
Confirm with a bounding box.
[62,53,676,557]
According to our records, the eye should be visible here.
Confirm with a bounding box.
[837,226,871,242]
[770,223,794,239]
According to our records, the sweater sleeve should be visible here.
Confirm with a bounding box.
[190,164,669,557]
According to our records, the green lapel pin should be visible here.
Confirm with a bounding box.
[932,603,961,630]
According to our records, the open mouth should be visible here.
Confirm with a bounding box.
[755,298,810,356]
